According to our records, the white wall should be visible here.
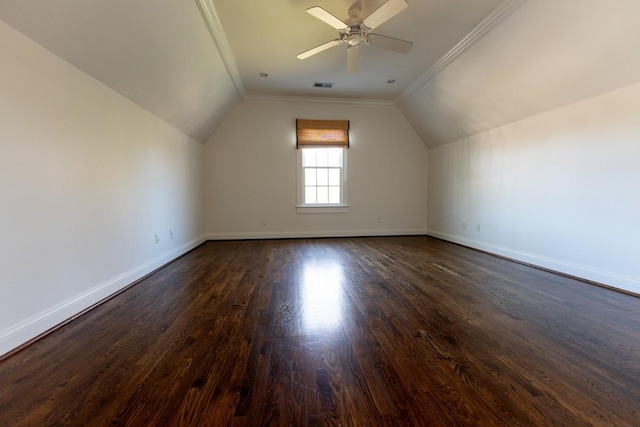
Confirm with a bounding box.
[428,82,640,294]
[0,21,206,356]
[205,99,428,239]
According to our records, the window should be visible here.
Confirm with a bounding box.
[297,147,348,212]
[296,118,349,213]
[302,148,343,204]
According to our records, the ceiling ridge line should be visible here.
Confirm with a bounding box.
[196,0,247,100]
[395,0,527,106]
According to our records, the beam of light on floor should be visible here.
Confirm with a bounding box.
[301,260,343,334]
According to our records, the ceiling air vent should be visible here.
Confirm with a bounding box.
[313,82,334,88]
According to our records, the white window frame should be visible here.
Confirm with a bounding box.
[296,147,349,214]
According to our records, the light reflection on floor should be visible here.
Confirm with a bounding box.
[301,260,343,334]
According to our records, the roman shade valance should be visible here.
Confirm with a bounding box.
[296,119,350,148]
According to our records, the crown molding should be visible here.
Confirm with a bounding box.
[242,94,395,106]
[196,0,246,100]
[395,0,527,105]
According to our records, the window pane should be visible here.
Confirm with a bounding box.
[305,187,317,204]
[303,149,316,167]
[329,186,341,203]
[327,149,342,167]
[305,168,316,186]
[328,168,340,186]
[317,168,329,185]
[317,187,329,204]
[316,149,328,167]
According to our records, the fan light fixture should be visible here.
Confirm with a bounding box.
[297,0,413,74]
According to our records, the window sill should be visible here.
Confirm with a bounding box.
[296,205,349,214]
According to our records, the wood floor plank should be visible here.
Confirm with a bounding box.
[1,236,639,426]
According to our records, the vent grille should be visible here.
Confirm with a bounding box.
[313,82,334,88]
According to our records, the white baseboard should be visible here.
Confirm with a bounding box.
[206,228,428,240]
[427,230,640,295]
[0,235,207,358]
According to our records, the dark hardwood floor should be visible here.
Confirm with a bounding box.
[1,236,639,426]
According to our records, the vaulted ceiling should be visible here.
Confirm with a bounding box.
[2,0,639,147]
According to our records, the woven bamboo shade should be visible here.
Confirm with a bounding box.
[296,119,350,148]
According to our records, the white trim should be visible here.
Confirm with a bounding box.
[207,229,427,240]
[196,0,246,99]
[0,235,207,358]
[296,205,349,214]
[427,230,640,295]
[243,94,394,106]
[395,0,527,105]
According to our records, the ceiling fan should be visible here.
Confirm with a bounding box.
[297,0,413,74]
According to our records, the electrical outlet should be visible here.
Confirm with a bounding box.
[462,221,467,230]
[170,229,174,240]
[261,218,267,226]
[475,223,481,232]
[376,217,382,224]
[155,233,160,244]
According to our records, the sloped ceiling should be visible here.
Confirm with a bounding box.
[0,0,519,144]
[0,0,239,143]
[1,0,640,147]
[399,0,640,147]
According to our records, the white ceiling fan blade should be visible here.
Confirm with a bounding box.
[297,39,342,59]
[306,6,349,31]
[367,34,413,54]
[347,45,359,74]
[363,0,408,30]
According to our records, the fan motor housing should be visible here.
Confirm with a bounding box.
[342,18,368,45]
